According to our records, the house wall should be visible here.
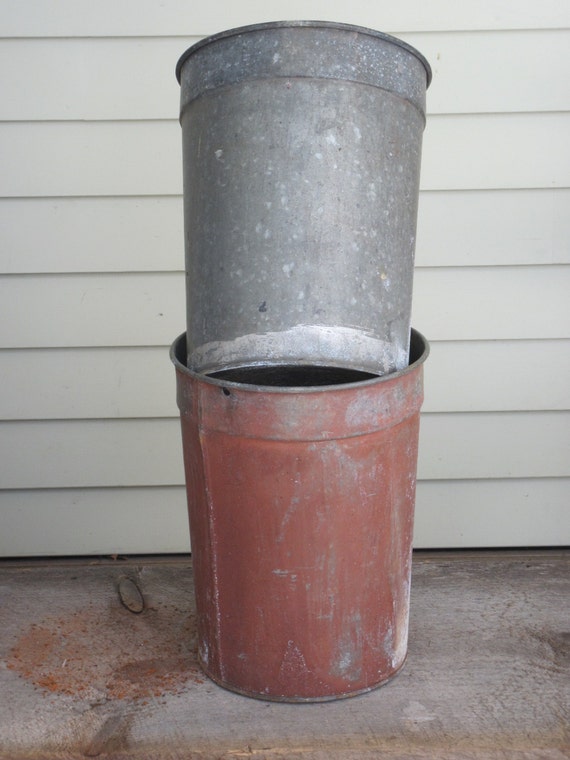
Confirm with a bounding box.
[1,0,568,555]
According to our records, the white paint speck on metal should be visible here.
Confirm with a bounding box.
[192,324,408,376]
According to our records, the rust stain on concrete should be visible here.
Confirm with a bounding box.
[7,601,203,701]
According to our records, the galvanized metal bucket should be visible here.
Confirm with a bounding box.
[177,22,431,376]
[171,328,429,701]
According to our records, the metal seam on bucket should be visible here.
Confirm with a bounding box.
[177,22,429,125]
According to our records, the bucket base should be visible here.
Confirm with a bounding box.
[199,656,407,703]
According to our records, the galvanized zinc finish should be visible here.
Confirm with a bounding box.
[177,22,430,375]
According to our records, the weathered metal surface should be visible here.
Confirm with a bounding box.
[171,329,429,701]
[177,22,431,375]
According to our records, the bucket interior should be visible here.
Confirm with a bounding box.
[172,329,428,389]
[206,330,427,387]
[207,364,378,387]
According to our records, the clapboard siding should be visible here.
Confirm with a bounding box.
[424,340,570,413]
[0,478,567,557]
[1,0,568,555]
[2,113,569,198]
[412,266,570,341]
[420,113,570,191]
[0,487,191,557]
[1,267,568,348]
[2,189,569,274]
[0,197,184,274]
[3,0,569,36]
[3,31,569,120]
[413,478,570,549]
[416,189,570,268]
[1,340,569,421]
[0,37,191,122]
[0,272,186,348]
[403,29,570,115]
[1,413,568,490]
[0,122,181,199]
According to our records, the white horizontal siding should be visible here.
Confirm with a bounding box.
[402,29,570,115]
[420,113,570,191]
[0,487,191,557]
[412,266,570,341]
[1,413,568,490]
[419,412,570,481]
[0,121,181,198]
[416,189,570,268]
[0,272,186,348]
[2,113,569,198]
[1,0,568,555]
[2,31,569,120]
[424,340,570,413]
[1,340,569,421]
[1,189,569,274]
[1,419,184,489]
[0,478,567,557]
[1,266,568,348]
[0,37,197,122]
[2,0,569,36]
[413,479,570,550]
[0,346,178,421]
[0,197,184,274]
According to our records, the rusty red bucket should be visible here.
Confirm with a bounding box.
[171,329,429,701]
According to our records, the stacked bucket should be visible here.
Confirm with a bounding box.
[171,22,431,701]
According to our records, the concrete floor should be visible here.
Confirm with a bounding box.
[0,550,568,759]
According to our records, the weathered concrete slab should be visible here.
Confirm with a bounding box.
[0,551,568,759]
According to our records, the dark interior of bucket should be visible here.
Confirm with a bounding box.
[175,330,425,387]
[207,331,425,386]
[208,364,379,387]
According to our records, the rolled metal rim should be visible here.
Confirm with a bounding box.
[170,328,429,395]
[175,20,432,87]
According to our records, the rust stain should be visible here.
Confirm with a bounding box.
[7,602,204,701]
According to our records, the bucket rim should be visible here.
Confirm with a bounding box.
[175,20,432,88]
[170,328,429,395]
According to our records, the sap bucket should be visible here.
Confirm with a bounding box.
[171,328,429,701]
[176,22,431,376]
